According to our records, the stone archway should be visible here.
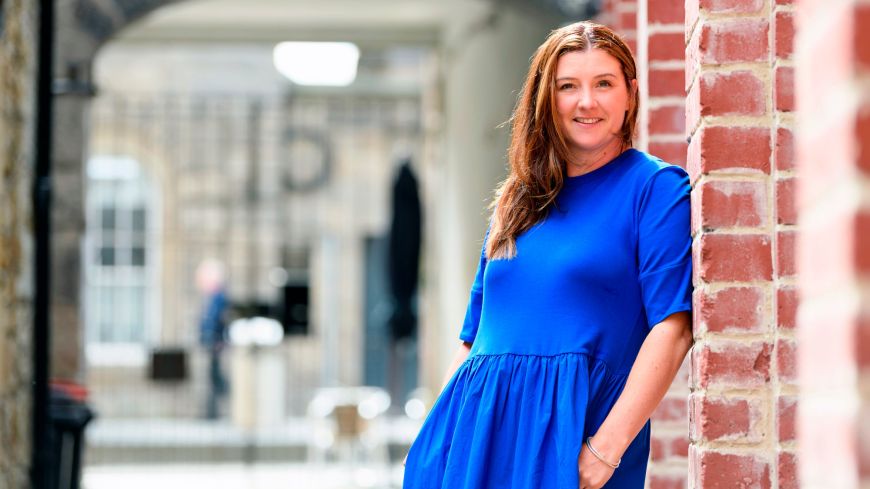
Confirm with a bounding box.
[51,0,191,380]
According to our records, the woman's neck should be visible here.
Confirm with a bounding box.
[565,139,628,177]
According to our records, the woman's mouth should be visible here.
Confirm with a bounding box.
[573,117,602,125]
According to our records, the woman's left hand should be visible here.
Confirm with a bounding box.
[577,440,616,489]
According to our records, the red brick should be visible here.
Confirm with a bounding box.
[699,286,765,333]
[701,70,766,116]
[775,127,794,171]
[698,233,772,282]
[693,450,771,488]
[776,177,796,225]
[857,109,870,174]
[691,395,756,441]
[694,341,772,389]
[626,37,638,56]
[699,179,767,229]
[650,68,687,97]
[776,338,797,384]
[778,396,797,442]
[777,286,797,330]
[670,436,689,457]
[775,65,795,112]
[648,0,683,24]
[858,211,870,273]
[775,11,795,59]
[650,434,688,461]
[692,126,771,175]
[700,19,769,64]
[649,141,688,167]
[855,317,870,370]
[856,5,870,70]
[778,452,798,489]
[652,396,688,422]
[649,474,685,489]
[649,105,686,135]
[777,230,796,277]
[649,32,685,62]
[651,436,665,460]
[699,0,764,14]
[620,11,638,30]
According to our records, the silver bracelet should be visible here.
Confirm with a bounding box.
[585,437,620,469]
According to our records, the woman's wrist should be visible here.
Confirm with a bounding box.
[589,430,630,463]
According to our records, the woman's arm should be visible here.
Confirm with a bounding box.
[441,341,473,390]
[578,311,693,487]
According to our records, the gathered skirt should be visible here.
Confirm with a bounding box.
[402,351,650,489]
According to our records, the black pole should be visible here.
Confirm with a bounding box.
[31,0,54,487]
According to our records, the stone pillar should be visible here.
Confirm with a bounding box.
[795,0,869,487]
[0,0,37,487]
[685,0,797,487]
[49,0,183,381]
[431,5,559,390]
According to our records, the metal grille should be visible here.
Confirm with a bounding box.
[83,90,423,468]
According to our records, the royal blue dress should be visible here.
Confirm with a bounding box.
[403,149,693,489]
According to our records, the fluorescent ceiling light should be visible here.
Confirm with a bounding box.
[273,42,360,87]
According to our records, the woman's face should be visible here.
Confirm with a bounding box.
[554,48,635,164]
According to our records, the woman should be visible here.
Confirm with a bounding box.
[404,21,693,489]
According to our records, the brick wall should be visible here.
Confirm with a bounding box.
[685,0,797,487]
[795,0,869,487]
[0,0,37,487]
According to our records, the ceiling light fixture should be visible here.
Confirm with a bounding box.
[273,42,360,87]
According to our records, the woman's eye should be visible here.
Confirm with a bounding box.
[558,83,574,90]
[597,80,612,88]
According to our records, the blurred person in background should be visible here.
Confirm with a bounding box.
[196,259,229,420]
[403,21,693,489]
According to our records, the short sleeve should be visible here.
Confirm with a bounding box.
[637,166,693,329]
[458,228,489,343]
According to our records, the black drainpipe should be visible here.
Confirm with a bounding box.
[31,0,54,487]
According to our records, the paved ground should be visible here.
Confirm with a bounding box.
[83,462,406,489]
[85,416,419,465]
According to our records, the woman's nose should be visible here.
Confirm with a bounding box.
[576,88,594,109]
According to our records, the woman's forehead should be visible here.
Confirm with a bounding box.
[555,49,623,77]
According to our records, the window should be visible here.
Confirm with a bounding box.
[84,156,156,347]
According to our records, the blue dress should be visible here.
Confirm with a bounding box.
[403,149,693,489]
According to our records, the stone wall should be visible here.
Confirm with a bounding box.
[0,0,37,487]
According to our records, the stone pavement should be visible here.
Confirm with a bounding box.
[83,462,406,489]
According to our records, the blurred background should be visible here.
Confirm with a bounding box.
[33,0,597,488]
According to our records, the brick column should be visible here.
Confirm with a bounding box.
[795,0,870,487]
[685,0,795,487]
[599,0,638,53]
[640,0,692,486]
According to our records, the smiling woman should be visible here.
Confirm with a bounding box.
[554,49,637,176]
[403,21,693,489]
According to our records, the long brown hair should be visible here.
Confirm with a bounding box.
[485,21,639,260]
